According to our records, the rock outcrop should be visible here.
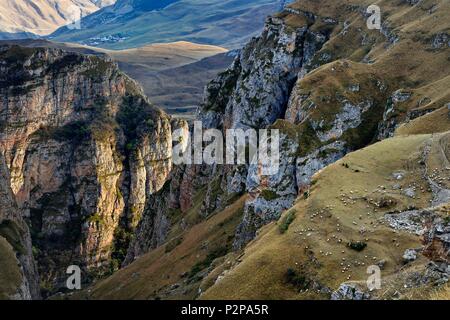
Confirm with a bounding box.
[331,283,370,300]
[124,119,191,264]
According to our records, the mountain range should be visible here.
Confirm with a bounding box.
[0,0,115,38]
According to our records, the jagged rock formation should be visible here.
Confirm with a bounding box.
[2,0,450,301]
[0,45,180,295]
[124,119,191,264]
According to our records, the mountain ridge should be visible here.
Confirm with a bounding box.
[0,0,449,300]
[71,0,450,300]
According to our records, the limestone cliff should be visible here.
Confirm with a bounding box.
[0,45,176,295]
[196,0,450,248]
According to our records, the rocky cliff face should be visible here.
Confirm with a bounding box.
[196,13,322,247]
[197,0,450,299]
[199,14,326,130]
[124,118,191,264]
[0,45,177,295]
[195,5,382,248]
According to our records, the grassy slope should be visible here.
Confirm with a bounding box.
[0,39,227,71]
[300,0,449,104]
[273,0,450,158]
[134,53,234,118]
[397,105,450,136]
[200,0,450,299]
[100,41,228,72]
[430,284,450,300]
[203,133,449,299]
[51,0,287,50]
[98,41,230,117]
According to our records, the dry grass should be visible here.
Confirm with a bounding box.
[101,41,228,72]
[285,0,450,129]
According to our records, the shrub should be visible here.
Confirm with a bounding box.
[81,57,111,82]
[378,196,397,209]
[47,54,84,74]
[110,226,134,269]
[278,210,297,234]
[53,121,90,142]
[146,118,155,129]
[86,214,104,225]
[285,268,311,290]
[443,216,450,224]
